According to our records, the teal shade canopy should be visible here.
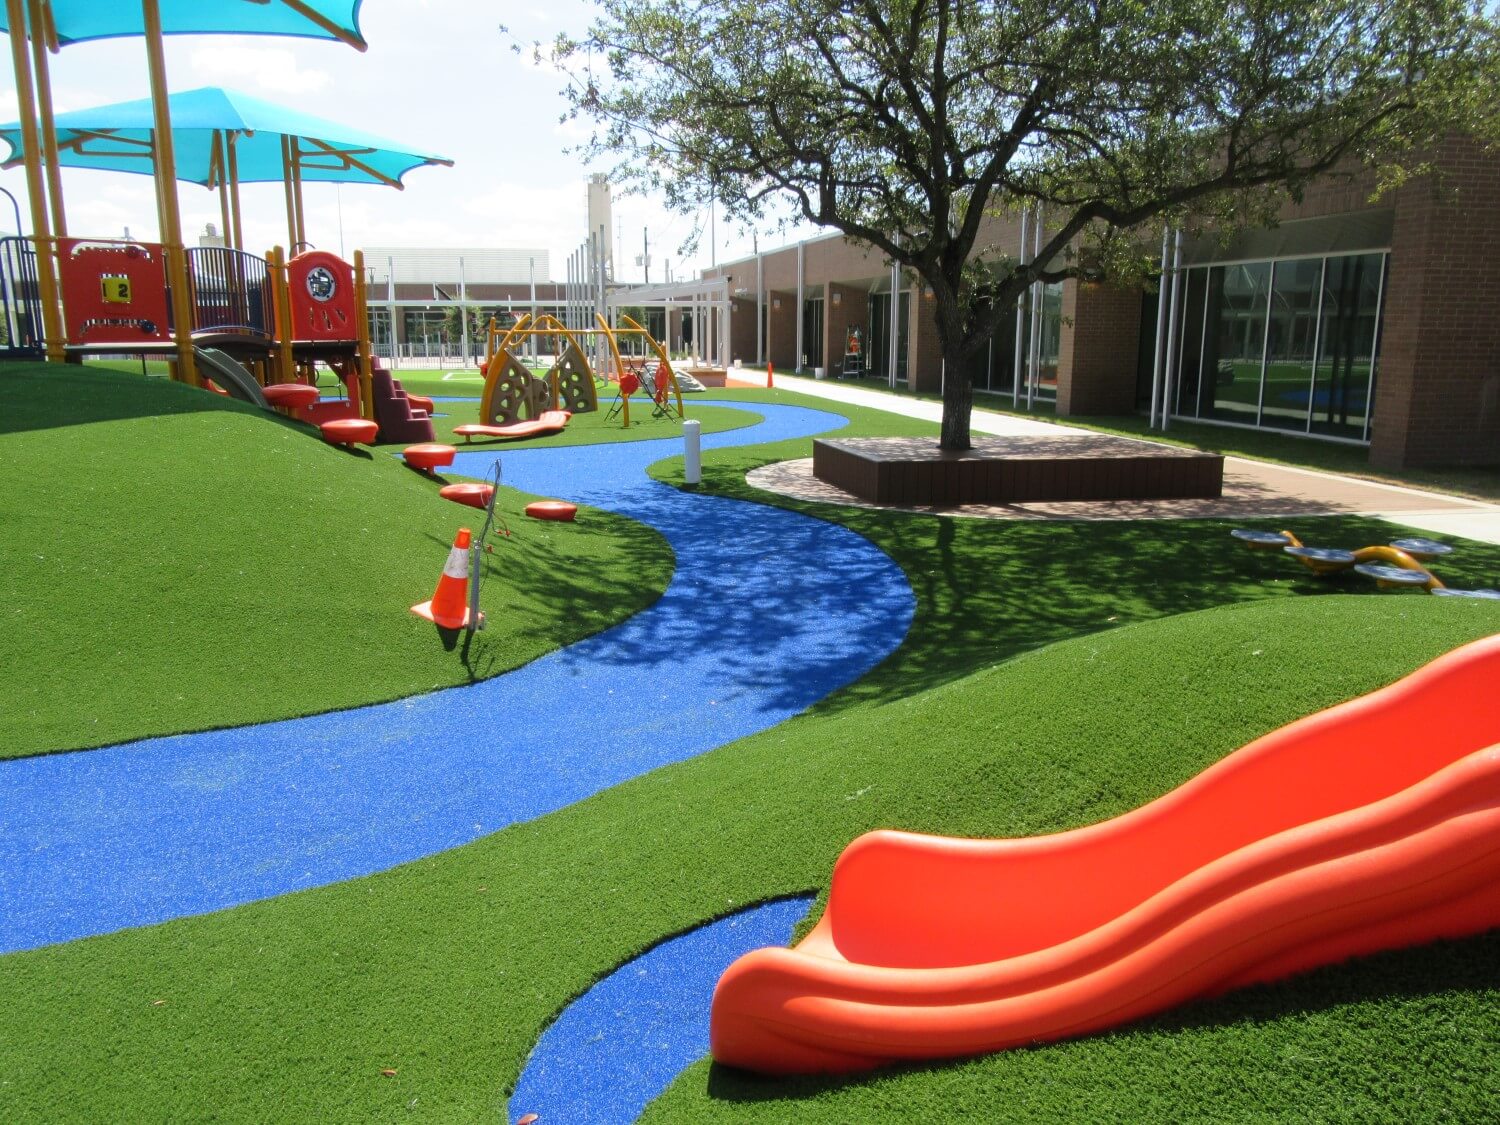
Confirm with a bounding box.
[0,1,364,48]
[0,86,451,187]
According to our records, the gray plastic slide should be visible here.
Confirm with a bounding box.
[194,347,270,409]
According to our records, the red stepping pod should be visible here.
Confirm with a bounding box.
[402,442,458,472]
[525,500,577,522]
[262,383,320,411]
[439,483,495,510]
[319,418,379,446]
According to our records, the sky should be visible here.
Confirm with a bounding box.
[0,0,820,283]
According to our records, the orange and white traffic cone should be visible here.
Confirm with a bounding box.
[411,527,483,629]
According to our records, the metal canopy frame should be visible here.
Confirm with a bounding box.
[606,278,731,369]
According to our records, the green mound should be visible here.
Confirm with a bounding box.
[0,364,673,757]
[0,595,1494,1121]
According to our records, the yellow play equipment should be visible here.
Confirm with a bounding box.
[478,313,599,426]
[477,312,685,428]
[596,313,685,425]
[1232,529,1449,589]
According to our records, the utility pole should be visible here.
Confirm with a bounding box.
[643,226,650,284]
[709,188,716,269]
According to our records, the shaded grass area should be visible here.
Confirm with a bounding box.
[0,363,673,757]
[0,599,1495,1122]
[823,372,1500,500]
[651,388,1500,706]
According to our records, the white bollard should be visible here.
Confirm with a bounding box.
[683,419,702,486]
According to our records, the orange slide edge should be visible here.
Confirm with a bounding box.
[710,633,1500,1075]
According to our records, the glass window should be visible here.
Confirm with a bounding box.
[1172,267,1208,417]
[1203,262,1271,425]
[1036,282,1062,400]
[1260,258,1324,431]
[1311,253,1384,439]
[802,297,824,368]
[866,291,909,383]
[960,293,1018,393]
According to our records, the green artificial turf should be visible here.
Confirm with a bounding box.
[1,598,1496,1122]
[2,377,1497,1121]
[0,363,674,757]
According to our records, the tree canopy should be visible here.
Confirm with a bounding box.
[556,0,1500,448]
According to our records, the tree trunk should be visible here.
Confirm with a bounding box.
[938,345,973,450]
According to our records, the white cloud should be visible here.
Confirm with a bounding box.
[188,47,333,96]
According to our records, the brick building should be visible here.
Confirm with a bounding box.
[702,141,1500,470]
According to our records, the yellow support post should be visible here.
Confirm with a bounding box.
[27,0,65,240]
[596,312,629,385]
[4,0,64,361]
[141,0,198,387]
[227,131,244,252]
[268,246,295,385]
[353,249,375,420]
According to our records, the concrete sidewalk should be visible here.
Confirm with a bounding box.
[735,367,1500,545]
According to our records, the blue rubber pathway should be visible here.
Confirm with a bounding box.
[0,402,914,953]
[509,897,815,1125]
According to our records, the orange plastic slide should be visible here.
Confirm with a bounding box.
[711,633,1500,1075]
[453,410,571,443]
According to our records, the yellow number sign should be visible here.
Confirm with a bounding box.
[100,276,132,304]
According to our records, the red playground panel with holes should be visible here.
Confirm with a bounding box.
[56,238,172,346]
[287,250,356,342]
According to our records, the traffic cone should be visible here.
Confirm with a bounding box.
[766,361,774,389]
[411,527,482,629]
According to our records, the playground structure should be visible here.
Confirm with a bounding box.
[0,3,450,444]
[0,231,433,442]
[711,633,1500,1076]
[1231,529,1500,598]
[476,311,683,428]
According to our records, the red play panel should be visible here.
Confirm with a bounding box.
[57,238,171,345]
[287,249,356,342]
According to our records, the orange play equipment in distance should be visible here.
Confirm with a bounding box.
[711,633,1500,1075]
[411,527,482,629]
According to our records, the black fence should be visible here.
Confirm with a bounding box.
[0,236,43,356]
[186,246,272,338]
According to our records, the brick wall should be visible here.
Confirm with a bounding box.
[822,283,866,377]
[766,290,797,371]
[909,288,945,394]
[728,297,757,364]
[1057,280,1143,415]
[1373,137,1500,468]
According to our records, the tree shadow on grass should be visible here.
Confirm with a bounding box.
[701,463,1500,717]
[703,927,1500,1104]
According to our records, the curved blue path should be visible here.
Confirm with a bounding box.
[510,897,814,1125]
[0,402,914,953]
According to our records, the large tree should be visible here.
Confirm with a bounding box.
[555,0,1498,448]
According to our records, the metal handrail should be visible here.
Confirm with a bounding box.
[186,246,273,338]
[0,236,43,355]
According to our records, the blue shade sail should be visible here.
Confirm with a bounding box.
[0,86,451,187]
[0,0,365,47]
